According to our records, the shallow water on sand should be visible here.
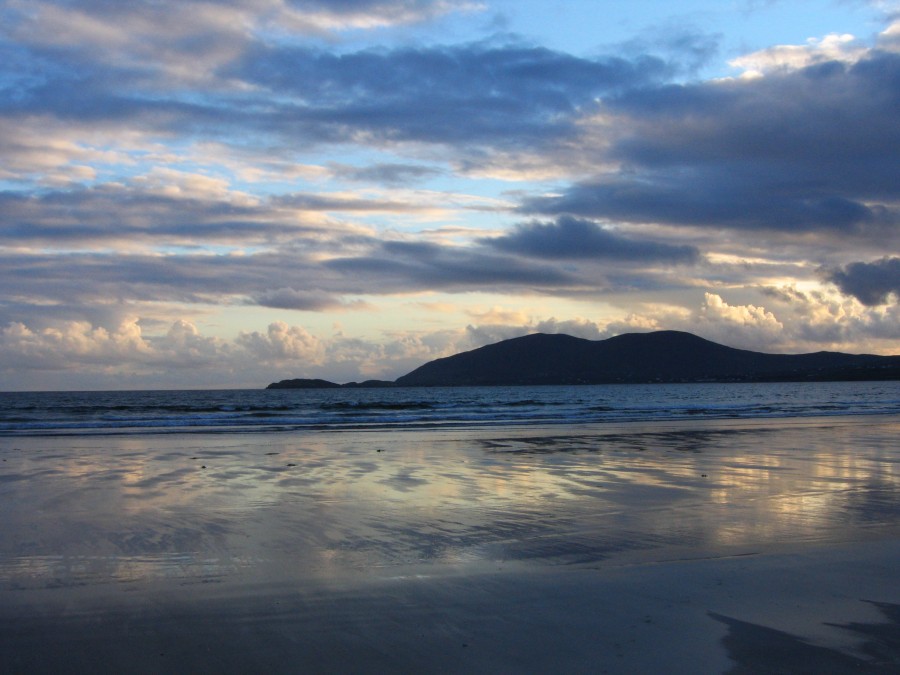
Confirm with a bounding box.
[1,415,898,590]
[3,415,900,673]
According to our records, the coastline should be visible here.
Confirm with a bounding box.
[2,414,899,672]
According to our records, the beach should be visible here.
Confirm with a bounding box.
[2,414,899,673]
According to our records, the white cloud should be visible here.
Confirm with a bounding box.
[465,306,531,326]
[692,292,784,348]
[729,32,866,77]
[0,318,150,370]
[0,118,133,183]
[760,284,900,349]
[235,321,326,364]
[262,0,484,34]
[877,18,900,52]
[155,320,227,365]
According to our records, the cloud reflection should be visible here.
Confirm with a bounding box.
[1,418,898,588]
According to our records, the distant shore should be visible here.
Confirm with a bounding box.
[267,330,900,389]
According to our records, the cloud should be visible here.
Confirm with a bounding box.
[464,306,530,325]
[4,175,716,317]
[329,162,443,186]
[485,215,700,263]
[826,257,900,305]
[272,191,437,213]
[0,317,227,373]
[0,318,148,370]
[531,317,607,340]
[0,31,675,186]
[156,319,227,366]
[251,288,369,311]
[2,2,898,388]
[0,314,465,388]
[616,22,721,76]
[224,41,670,149]
[5,1,481,82]
[523,49,900,243]
[696,292,783,343]
[729,33,866,77]
[235,321,326,364]
[0,179,374,250]
[879,18,900,51]
[325,240,577,292]
[761,283,900,346]
[273,0,484,33]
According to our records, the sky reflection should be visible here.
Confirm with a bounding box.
[1,417,898,589]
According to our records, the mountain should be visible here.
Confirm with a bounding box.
[392,331,900,386]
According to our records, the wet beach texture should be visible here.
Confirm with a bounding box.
[1,415,899,673]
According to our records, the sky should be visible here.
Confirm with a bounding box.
[1,0,899,390]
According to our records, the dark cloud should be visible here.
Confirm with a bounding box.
[523,52,900,239]
[329,162,443,185]
[272,192,426,212]
[326,240,576,291]
[0,186,382,247]
[1,34,674,165]
[484,216,700,263]
[524,177,885,233]
[1,181,687,316]
[250,288,346,311]
[0,249,329,310]
[224,42,670,147]
[0,235,584,324]
[827,257,900,305]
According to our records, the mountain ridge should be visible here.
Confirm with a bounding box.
[267,330,900,388]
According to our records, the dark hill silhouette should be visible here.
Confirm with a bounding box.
[392,330,900,386]
[267,378,396,389]
[266,378,343,389]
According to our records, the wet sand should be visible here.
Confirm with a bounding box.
[1,415,899,673]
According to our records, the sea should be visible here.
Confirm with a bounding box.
[1,380,899,436]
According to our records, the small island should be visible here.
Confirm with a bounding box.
[267,378,397,389]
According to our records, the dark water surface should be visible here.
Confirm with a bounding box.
[2,381,899,435]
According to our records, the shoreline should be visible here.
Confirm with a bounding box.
[2,414,898,672]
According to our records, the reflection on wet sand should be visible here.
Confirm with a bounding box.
[1,416,898,587]
[2,415,900,673]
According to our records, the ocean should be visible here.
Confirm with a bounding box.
[1,380,899,436]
